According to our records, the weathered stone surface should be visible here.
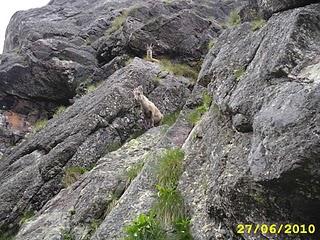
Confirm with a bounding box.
[183,3,320,239]
[0,58,190,232]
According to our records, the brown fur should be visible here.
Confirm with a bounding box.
[133,86,163,128]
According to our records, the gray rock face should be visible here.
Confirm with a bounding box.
[183,2,320,239]
[0,58,190,232]
[0,0,319,239]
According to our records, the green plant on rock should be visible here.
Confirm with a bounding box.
[187,91,212,126]
[63,166,88,187]
[126,162,144,186]
[157,148,185,188]
[154,185,185,225]
[251,18,266,31]
[107,11,128,34]
[62,229,75,240]
[53,106,66,117]
[124,213,166,240]
[227,10,241,27]
[19,210,35,225]
[207,39,215,50]
[159,59,199,81]
[33,119,48,133]
[86,84,97,93]
[233,67,246,80]
[161,110,180,127]
[174,218,193,240]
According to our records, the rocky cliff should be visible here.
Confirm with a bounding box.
[0,0,319,239]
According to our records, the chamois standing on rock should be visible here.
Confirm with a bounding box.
[146,44,159,63]
[133,86,163,129]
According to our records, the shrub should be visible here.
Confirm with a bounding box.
[251,18,266,31]
[160,59,198,81]
[124,213,166,240]
[187,92,212,126]
[107,11,128,34]
[227,10,241,27]
[63,167,88,187]
[233,67,246,80]
[53,106,66,117]
[161,110,180,127]
[33,119,48,133]
[208,40,215,50]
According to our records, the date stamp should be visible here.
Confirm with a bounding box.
[236,224,316,235]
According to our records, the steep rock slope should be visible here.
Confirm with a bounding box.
[0,0,319,239]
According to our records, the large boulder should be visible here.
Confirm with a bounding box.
[181,3,320,239]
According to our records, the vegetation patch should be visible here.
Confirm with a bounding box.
[124,213,166,240]
[251,18,266,31]
[105,141,122,153]
[19,210,35,225]
[124,148,192,239]
[63,166,88,187]
[62,229,75,240]
[86,84,97,94]
[207,39,215,50]
[159,59,199,81]
[161,110,181,127]
[233,67,246,80]
[125,162,144,186]
[187,91,212,126]
[33,119,48,133]
[53,106,66,118]
[227,10,241,27]
[107,11,128,34]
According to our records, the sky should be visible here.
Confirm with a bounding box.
[0,0,50,53]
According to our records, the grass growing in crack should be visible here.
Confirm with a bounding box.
[126,162,144,186]
[107,11,128,34]
[174,218,193,240]
[187,91,212,126]
[53,106,66,117]
[251,18,266,31]
[62,230,75,240]
[33,119,48,133]
[233,67,246,80]
[124,213,166,240]
[86,84,97,94]
[157,149,185,188]
[161,110,180,127]
[159,59,199,81]
[208,39,215,50]
[19,210,35,225]
[63,166,88,187]
[227,10,241,27]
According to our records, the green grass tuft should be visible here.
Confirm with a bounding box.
[63,167,88,187]
[19,210,35,225]
[124,213,166,240]
[208,40,215,50]
[233,67,246,80]
[161,110,180,127]
[160,59,199,81]
[33,119,48,133]
[62,230,75,240]
[174,218,193,240]
[53,106,66,118]
[126,162,144,185]
[157,149,185,188]
[227,10,241,27]
[107,11,128,34]
[86,84,97,94]
[251,18,266,31]
[187,91,212,126]
[154,185,185,225]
